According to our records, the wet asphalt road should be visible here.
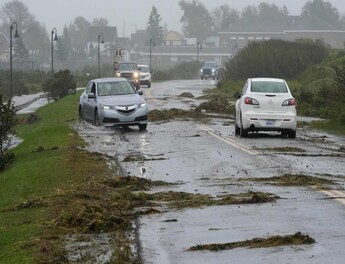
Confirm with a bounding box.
[75,80,345,264]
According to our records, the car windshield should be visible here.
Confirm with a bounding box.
[97,81,136,96]
[139,66,149,73]
[251,81,288,93]
[119,63,137,70]
[204,62,216,67]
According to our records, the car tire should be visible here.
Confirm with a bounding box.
[147,82,151,88]
[79,106,84,121]
[139,124,147,131]
[94,109,101,126]
[288,130,296,139]
[281,131,288,137]
[239,114,248,138]
[234,122,240,136]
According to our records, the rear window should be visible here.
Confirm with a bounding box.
[251,81,288,93]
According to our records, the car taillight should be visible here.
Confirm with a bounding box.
[244,97,259,105]
[282,98,296,106]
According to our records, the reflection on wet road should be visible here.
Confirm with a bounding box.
[77,80,345,264]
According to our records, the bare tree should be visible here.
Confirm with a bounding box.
[0,0,33,35]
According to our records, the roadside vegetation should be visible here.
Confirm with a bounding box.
[0,95,17,170]
[152,61,201,81]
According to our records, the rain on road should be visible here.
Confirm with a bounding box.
[76,80,345,264]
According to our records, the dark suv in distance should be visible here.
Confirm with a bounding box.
[200,61,219,80]
[114,61,140,90]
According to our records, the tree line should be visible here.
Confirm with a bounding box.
[1,0,343,65]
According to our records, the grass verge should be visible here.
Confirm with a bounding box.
[0,93,119,263]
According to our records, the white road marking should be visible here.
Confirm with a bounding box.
[320,190,345,205]
[197,124,258,156]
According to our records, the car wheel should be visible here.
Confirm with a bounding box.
[79,106,84,121]
[94,109,101,126]
[288,130,296,139]
[139,124,147,131]
[147,82,151,88]
[281,131,288,137]
[239,114,248,138]
[234,122,240,136]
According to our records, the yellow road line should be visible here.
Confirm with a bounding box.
[145,88,163,106]
[197,124,258,155]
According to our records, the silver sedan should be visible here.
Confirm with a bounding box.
[79,77,148,130]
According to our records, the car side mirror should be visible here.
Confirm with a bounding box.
[233,91,241,99]
[87,93,96,99]
[138,90,143,95]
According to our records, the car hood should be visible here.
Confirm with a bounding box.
[98,94,145,106]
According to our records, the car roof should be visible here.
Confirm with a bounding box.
[138,64,149,67]
[119,61,137,64]
[249,78,285,83]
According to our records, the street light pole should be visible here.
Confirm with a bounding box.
[98,32,104,78]
[149,37,155,72]
[9,22,19,99]
[51,28,58,74]
[197,41,202,65]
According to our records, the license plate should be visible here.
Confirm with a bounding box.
[266,120,275,126]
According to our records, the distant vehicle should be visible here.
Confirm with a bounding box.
[138,64,152,88]
[79,77,148,130]
[114,62,140,90]
[234,78,297,138]
[200,61,219,80]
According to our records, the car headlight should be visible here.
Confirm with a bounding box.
[134,72,139,78]
[115,72,121,77]
[139,102,146,108]
[212,69,215,73]
[200,69,203,73]
[100,104,112,110]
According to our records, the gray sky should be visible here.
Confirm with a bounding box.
[1,0,345,36]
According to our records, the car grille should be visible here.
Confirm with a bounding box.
[202,69,212,75]
[116,105,137,115]
[103,118,120,123]
[121,73,134,79]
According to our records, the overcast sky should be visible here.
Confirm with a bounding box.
[1,0,345,36]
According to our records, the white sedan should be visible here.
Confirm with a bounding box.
[234,78,297,138]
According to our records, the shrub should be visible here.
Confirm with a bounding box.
[223,39,328,81]
[0,95,17,170]
[42,70,76,101]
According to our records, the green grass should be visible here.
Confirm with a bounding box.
[309,120,345,136]
[0,91,110,263]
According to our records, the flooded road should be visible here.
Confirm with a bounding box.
[76,80,345,264]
